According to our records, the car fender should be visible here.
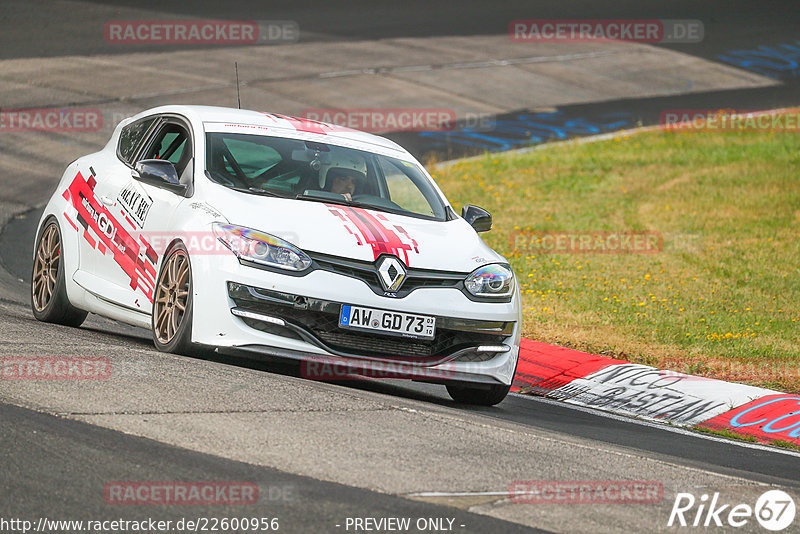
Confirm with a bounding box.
[36,160,88,308]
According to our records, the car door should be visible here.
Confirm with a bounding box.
[71,115,159,311]
[75,115,192,314]
[120,117,194,313]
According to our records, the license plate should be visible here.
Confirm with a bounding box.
[339,305,436,340]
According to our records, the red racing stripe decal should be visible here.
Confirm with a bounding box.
[64,171,156,303]
[83,230,96,249]
[355,207,415,264]
[343,225,362,245]
[120,208,136,229]
[392,224,419,254]
[63,212,79,232]
[141,238,158,268]
[326,204,416,265]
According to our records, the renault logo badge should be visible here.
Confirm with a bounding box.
[376,256,407,292]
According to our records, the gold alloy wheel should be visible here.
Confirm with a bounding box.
[32,224,60,312]
[153,250,191,344]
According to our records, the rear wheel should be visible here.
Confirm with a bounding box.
[446,382,511,406]
[152,243,197,354]
[31,219,87,327]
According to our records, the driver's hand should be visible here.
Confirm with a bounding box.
[342,193,352,201]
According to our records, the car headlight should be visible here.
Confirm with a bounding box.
[464,264,515,299]
[212,223,312,272]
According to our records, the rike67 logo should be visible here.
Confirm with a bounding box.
[668,490,796,531]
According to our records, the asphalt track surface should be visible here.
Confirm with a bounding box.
[1,1,800,533]
[1,402,540,534]
[1,1,795,59]
[3,0,800,161]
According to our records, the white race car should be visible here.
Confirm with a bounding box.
[31,105,520,405]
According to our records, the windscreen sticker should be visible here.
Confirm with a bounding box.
[117,181,152,228]
[64,171,157,302]
[267,113,355,135]
[326,204,417,265]
[269,113,331,135]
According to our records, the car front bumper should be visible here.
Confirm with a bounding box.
[190,253,521,386]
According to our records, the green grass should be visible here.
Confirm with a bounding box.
[770,440,800,452]
[432,122,800,392]
[694,426,759,443]
[695,426,800,451]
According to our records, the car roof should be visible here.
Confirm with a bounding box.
[127,105,410,156]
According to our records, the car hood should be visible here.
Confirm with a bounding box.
[203,187,506,272]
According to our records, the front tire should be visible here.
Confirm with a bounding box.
[446,382,511,406]
[152,243,197,354]
[31,219,87,327]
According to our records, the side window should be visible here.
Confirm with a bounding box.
[118,117,156,164]
[141,122,192,175]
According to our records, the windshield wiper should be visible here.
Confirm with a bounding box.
[239,187,281,197]
[227,186,280,197]
[295,192,348,204]
[295,192,375,209]
[295,192,406,215]
[206,170,281,197]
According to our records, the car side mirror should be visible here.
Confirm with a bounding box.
[462,204,492,232]
[133,159,188,196]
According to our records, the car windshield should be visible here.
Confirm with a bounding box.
[205,132,447,221]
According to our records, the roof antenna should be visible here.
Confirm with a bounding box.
[235,62,241,109]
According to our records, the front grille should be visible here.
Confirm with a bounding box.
[451,351,498,363]
[228,283,511,361]
[312,256,382,287]
[309,252,463,298]
[315,330,446,358]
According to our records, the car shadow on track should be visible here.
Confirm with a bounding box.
[198,345,504,411]
[211,347,515,413]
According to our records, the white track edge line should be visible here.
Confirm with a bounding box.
[509,392,800,459]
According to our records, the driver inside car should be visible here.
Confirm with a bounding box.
[321,153,368,201]
[327,169,364,201]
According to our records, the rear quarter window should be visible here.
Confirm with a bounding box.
[118,117,156,164]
